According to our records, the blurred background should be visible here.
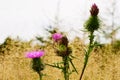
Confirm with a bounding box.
[0,0,120,43]
[0,0,120,80]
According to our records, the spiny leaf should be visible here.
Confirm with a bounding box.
[69,57,78,74]
[45,63,63,69]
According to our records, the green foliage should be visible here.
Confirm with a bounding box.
[57,44,67,52]
[84,16,100,33]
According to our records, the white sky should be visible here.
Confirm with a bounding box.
[0,0,120,43]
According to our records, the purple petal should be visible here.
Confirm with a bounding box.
[52,33,63,41]
[25,50,44,58]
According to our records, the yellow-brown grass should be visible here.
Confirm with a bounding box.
[0,37,120,80]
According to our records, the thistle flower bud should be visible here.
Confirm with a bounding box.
[84,16,100,32]
[90,3,99,16]
[84,3,100,33]
[55,36,70,57]
[25,50,45,74]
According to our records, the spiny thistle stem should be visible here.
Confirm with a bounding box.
[79,57,88,80]
[79,32,94,80]
[63,56,69,80]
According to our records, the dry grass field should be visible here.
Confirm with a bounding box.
[0,37,120,80]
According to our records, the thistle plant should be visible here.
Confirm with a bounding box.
[46,33,78,80]
[79,3,100,80]
[26,50,45,80]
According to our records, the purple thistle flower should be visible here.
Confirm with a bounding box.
[26,50,44,58]
[90,3,99,16]
[52,33,63,42]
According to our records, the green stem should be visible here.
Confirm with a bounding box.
[63,56,69,80]
[89,31,94,45]
[38,71,42,80]
[79,31,94,80]
[79,56,88,80]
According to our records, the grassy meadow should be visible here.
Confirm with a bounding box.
[0,37,120,80]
